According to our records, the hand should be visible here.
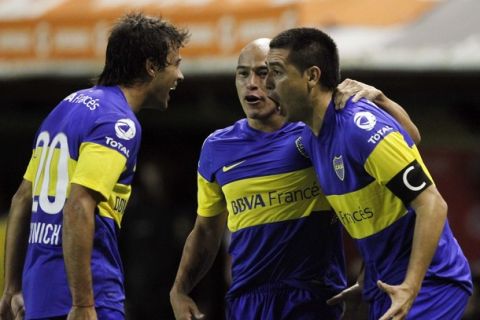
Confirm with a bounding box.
[334,78,383,110]
[0,292,25,320]
[66,306,97,320]
[377,280,417,320]
[170,291,204,320]
[10,294,24,320]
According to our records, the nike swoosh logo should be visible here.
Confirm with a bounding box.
[222,160,246,172]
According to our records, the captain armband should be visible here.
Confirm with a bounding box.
[386,160,432,204]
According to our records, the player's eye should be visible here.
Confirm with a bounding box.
[237,70,248,77]
[257,70,268,78]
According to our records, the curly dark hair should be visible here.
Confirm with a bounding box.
[270,28,340,90]
[96,12,189,87]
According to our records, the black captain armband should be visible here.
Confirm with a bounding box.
[386,160,433,204]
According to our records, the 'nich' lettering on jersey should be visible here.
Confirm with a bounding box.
[22,86,141,318]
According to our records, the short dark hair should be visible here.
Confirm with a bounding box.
[96,12,189,87]
[270,28,340,90]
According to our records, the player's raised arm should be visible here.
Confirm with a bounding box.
[170,212,227,320]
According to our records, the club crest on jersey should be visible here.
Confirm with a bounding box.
[115,119,136,140]
[354,111,376,131]
[333,156,345,181]
[295,136,309,159]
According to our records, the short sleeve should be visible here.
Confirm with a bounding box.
[347,104,434,204]
[197,134,215,182]
[196,135,226,216]
[70,142,126,200]
[364,133,433,204]
[84,116,139,160]
[346,101,404,164]
[197,173,226,217]
[71,115,139,200]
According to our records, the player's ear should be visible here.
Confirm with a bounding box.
[305,66,321,89]
[145,59,157,78]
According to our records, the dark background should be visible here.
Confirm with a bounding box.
[1,70,479,319]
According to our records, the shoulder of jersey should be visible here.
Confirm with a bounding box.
[65,87,104,100]
[61,86,125,113]
[205,119,245,143]
[282,121,305,133]
[340,98,377,123]
[348,97,379,112]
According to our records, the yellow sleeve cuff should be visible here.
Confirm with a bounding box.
[70,142,126,200]
[197,173,226,217]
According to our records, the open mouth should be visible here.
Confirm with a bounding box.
[245,95,262,104]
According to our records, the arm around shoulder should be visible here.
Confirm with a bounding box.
[373,93,421,145]
[334,79,421,144]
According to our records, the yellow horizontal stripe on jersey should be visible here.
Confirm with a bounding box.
[364,132,433,185]
[222,167,330,232]
[24,147,77,197]
[70,142,126,200]
[197,173,227,217]
[98,183,131,228]
[327,181,407,239]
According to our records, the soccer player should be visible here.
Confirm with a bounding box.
[266,28,473,320]
[170,38,421,320]
[0,13,188,320]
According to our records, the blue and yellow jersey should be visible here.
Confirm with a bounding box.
[302,98,472,301]
[197,119,346,297]
[21,85,141,318]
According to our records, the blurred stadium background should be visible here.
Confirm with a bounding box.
[0,0,479,319]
